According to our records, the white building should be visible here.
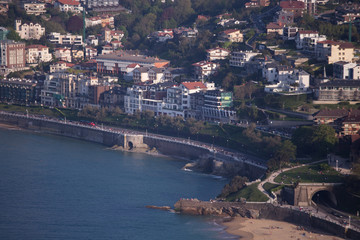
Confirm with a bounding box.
[302,35,327,53]
[86,35,99,46]
[48,32,83,46]
[206,47,230,61]
[54,48,72,62]
[15,20,45,40]
[54,0,83,13]
[50,61,75,73]
[192,61,220,80]
[295,30,319,49]
[262,63,278,83]
[265,69,310,94]
[23,2,46,15]
[25,45,52,64]
[230,51,261,67]
[333,61,360,80]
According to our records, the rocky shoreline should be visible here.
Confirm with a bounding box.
[172,199,360,240]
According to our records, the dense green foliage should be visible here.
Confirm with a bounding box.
[218,175,248,198]
[226,183,269,202]
[292,125,338,157]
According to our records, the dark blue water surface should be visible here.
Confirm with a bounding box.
[0,128,234,240]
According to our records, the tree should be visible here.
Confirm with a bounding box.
[292,126,314,155]
[6,29,21,41]
[218,175,248,198]
[268,140,296,170]
[311,125,337,157]
[66,15,83,33]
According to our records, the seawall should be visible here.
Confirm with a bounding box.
[0,112,266,179]
[175,199,360,239]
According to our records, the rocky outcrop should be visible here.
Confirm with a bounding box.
[145,205,171,211]
[174,199,258,218]
[183,157,261,178]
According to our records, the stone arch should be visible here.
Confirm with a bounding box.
[311,189,337,207]
[128,141,133,150]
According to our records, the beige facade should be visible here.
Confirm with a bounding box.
[219,29,243,42]
[48,32,83,46]
[15,20,45,40]
[23,3,46,15]
[25,45,52,64]
[316,40,354,64]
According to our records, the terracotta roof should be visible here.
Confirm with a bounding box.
[317,40,340,45]
[314,109,349,118]
[222,29,240,34]
[339,42,354,49]
[343,115,360,123]
[181,82,206,90]
[127,63,140,68]
[280,0,305,9]
[266,22,283,29]
[57,0,80,6]
[26,44,48,49]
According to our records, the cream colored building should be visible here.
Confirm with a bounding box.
[219,29,243,42]
[50,61,75,73]
[25,45,52,64]
[23,2,46,15]
[15,20,45,40]
[48,32,83,46]
[54,0,83,13]
[316,40,354,64]
[54,48,72,62]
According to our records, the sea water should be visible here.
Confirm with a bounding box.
[0,128,236,240]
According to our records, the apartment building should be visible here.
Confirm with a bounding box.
[23,2,46,15]
[333,61,360,80]
[50,61,75,73]
[206,47,230,61]
[0,40,26,75]
[55,0,83,13]
[96,52,169,75]
[192,61,220,80]
[316,80,360,101]
[0,78,38,104]
[295,30,319,49]
[229,51,261,68]
[25,45,52,64]
[48,32,83,45]
[218,29,243,42]
[86,0,119,9]
[54,48,72,62]
[15,20,45,40]
[316,40,354,64]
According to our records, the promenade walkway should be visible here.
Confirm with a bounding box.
[0,111,267,170]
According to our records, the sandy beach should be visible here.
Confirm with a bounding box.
[223,217,344,240]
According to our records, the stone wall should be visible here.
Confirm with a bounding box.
[0,112,266,179]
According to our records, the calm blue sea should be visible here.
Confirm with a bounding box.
[0,128,236,240]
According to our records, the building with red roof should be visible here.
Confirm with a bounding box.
[280,0,305,18]
[25,44,52,64]
[219,29,243,42]
[55,0,83,13]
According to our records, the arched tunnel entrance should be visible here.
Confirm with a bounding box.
[312,190,338,208]
[128,141,133,150]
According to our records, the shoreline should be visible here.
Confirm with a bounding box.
[222,217,345,240]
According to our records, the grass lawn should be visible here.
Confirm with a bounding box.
[274,163,344,184]
[263,182,282,195]
[226,183,269,202]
